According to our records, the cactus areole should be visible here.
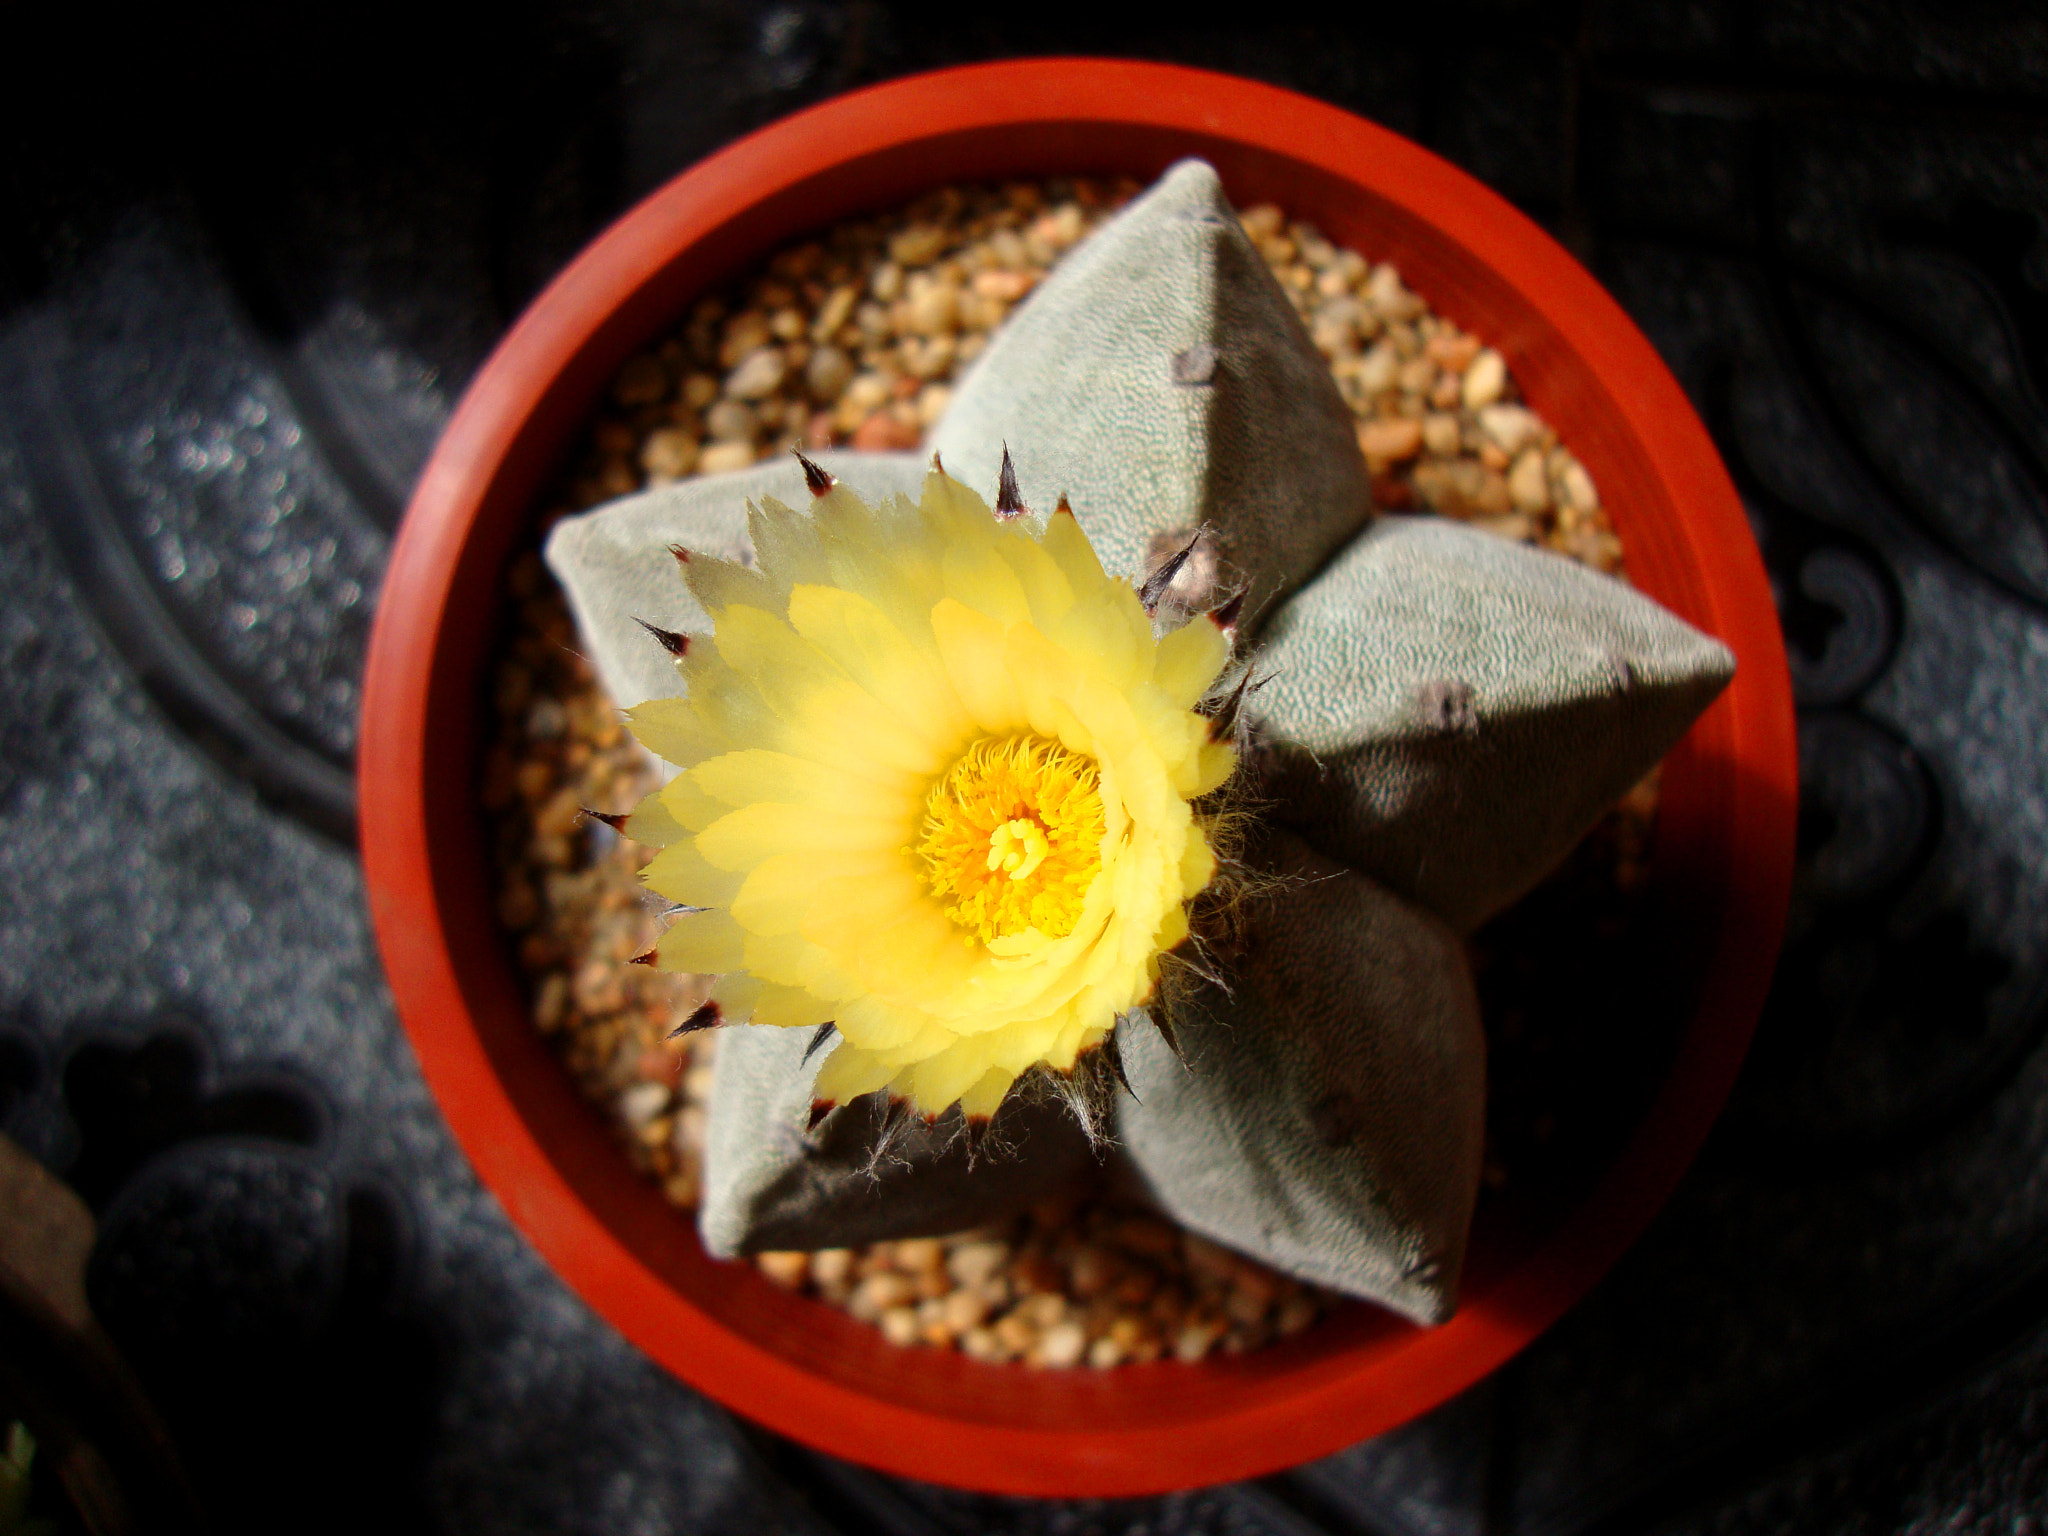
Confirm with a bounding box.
[359,61,1795,1496]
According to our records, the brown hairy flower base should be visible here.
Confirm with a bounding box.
[481,176,1654,1367]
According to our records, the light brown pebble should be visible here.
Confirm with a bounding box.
[1016,1291,1067,1329]
[850,1271,916,1321]
[1034,1320,1088,1369]
[879,1306,922,1348]
[852,411,922,451]
[1356,339,1399,396]
[724,347,787,401]
[810,1248,853,1287]
[948,1240,1010,1288]
[717,313,772,370]
[811,285,859,343]
[1558,454,1600,513]
[639,426,699,481]
[893,1237,945,1275]
[1508,448,1552,514]
[972,268,1036,302]
[888,225,949,267]
[1462,347,1507,409]
[1359,416,1425,465]
[993,1312,1037,1355]
[804,345,854,403]
[961,1326,1010,1363]
[1478,403,1543,458]
[1424,332,1482,375]
[703,399,757,444]
[1087,1335,1125,1369]
[904,278,960,336]
[697,441,758,474]
[940,1287,991,1334]
[1175,1315,1228,1363]
[1421,412,1463,457]
[755,1250,809,1289]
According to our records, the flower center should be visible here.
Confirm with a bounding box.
[916,735,1106,945]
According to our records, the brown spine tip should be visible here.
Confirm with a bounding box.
[631,947,661,968]
[667,1000,721,1037]
[633,617,690,658]
[581,808,631,833]
[1101,1028,1136,1101]
[994,443,1026,519]
[793,449,834,496]
[666,543,692,566]
[1053,492,1074,518]
[1138,531,1202,614]
[1204,669,1253,743]
[1151,1010,1185,1063]
[929,449,945,475]
[1207,587,1247,633]
[801,1021,839,1065]
[806,1098,837,1132]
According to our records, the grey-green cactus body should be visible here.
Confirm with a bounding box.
[544,157,1734,1321]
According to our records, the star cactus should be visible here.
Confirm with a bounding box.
[544,160,1733,1324]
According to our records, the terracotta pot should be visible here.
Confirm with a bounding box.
[359,59,1796,1496]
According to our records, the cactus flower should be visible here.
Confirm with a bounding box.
[621,457,1238,1121]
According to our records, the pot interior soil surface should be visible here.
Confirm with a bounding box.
[480,176,1667,1370]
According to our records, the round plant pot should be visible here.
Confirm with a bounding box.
[359,59,1796,1497]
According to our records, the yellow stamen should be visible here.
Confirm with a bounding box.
[916,735,1105,944]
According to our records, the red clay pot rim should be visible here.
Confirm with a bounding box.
[360,59,1797,1496]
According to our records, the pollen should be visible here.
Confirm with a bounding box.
[915,735,1107,945]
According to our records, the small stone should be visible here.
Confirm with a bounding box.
[889,225,949,267]
[718,313,772,370]
[1034,1320,1088,1369]
[681,372,720,409]
[850,1271,916,1321]
[941,1288,991,1334]
[1356,339,1399,396]
[804,345,854,403]
[619,1081,671,1129]
[1365,262,1424,322]
[947,1241,1010,1288]
[756,1250,809,1289]
[972,268,1036,302]
[1558,453,1600,512]
[869,262,904,302]
[811,1248,854,1288]
[724,347,787,401]
[1462,347,1507,409]
[916,383,953,428]
[1174,1315,1228,1363]
[1358,417,1424,465]
[1397,356,1437,396]
[894,1237,945,1275]
[961,1326,1009,1363]
[852,411,921,451]
[704,399,757,443]
[904,277,960,335]
[1421,412,1462,457]
[1508,447,1552,513]
[811,285,859,343]
[639,427,698,481]
[879,1305,922,1348]
[697,441,758,474]
[1087,1335,1125,1369]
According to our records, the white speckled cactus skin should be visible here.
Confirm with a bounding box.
[544,159,1734,1318]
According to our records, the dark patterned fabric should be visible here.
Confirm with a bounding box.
[2,4,2045,1531]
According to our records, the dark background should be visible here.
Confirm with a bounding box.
[4,2,2048,1531]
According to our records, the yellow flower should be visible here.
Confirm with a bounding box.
[623,463,1238,1120]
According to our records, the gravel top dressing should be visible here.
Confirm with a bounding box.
[480,177,1653,1369]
